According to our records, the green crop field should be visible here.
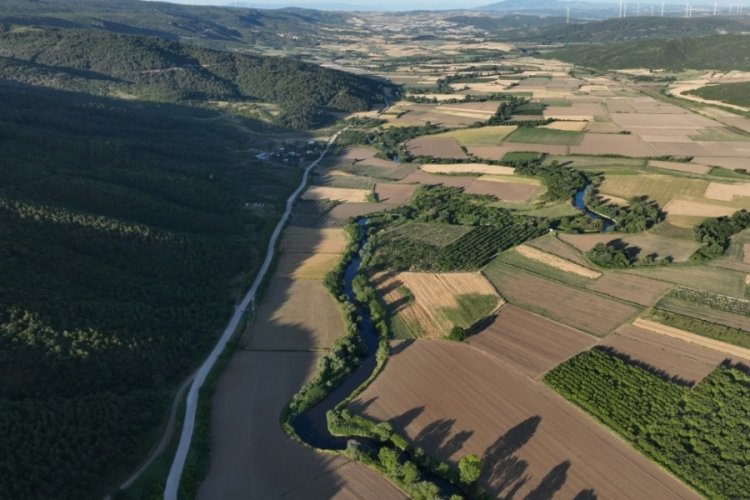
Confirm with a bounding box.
[545,347,750,499]
[441,293,500,329]
[625,265,746,298]
[385,222,474,248]
[505,127,584,146]
[493,249,595,288]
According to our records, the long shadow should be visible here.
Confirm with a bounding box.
[481,416,541,498]
[414,418,475,459]
[524,460,570,500]
[596,346,695,387]
[573,488,598,500]
[389,405,425,430]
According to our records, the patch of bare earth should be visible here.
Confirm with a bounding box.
[467,305,596,377]
[599,324,728,384]
[350,340,699,499]
[199,351,404,499]
[586,272,673,306]
[633,319,750,363]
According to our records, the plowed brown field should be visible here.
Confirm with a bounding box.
[350,340,699,500]
[586,272,673,306]
[467,305,596,377]
[483,263,640,336]
[599,324,728,383]
[199,351,405,499]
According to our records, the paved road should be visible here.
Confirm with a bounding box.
[163,131,343,500]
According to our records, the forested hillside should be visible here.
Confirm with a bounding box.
[544,35,750,71]
[0,26,394,128]
[526,16,750,43]
[0,82,303,499]
[0,0,349,50]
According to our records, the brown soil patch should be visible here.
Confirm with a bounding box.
[704,182,750,201]
[374,271,501,338]
[586,272,673,306]
[275,252,341,280]
[599,324,727,383]
[515,245,601,278]
[329,202,398,220]
[664,199,739,218]
[570,134,656,157]
[336,146,396,169]
[744,243,750,264]
[302,186,370,203]
[406,136,468,159]
[351,340,699,500]
[280,227,348,254]
[634,318,750,362]
[374,183,417,204]
[199,351,404,499]
[467,305,596,377]
[541,121,588,131]
[243,278,345,351]
[484,264,640,337]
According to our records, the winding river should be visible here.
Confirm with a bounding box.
[292,219,380,450]
[573,185,616,232]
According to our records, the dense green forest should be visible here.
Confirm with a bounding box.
[0,25,394,128]
[0,82,303,498]
[545,348,750,499]
[544,35,750,71]
[0,0,349,50]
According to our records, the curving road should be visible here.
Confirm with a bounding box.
[163,130,345,500]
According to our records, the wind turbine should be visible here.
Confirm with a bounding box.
[566,7,570,24]
[637,0,640,15]
[619,0,623,17]
[662,0,665,16]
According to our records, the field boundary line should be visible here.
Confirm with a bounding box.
[163,130,345,500]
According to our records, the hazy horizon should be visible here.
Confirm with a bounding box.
[144,0,720,13]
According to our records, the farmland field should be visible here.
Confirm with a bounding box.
[492,249,596,288]
[198,351,404,499]
[467,305,597,377]
[398,169,541,202]
[625,265,747,298]
[242,278,346,350]
[373,271,501,337]
[419,163,515,175]
[483,262,641,336]
[505,127,584,146]
[350,340,700,499]
[527,233,591,266]
[599,324,728,383]
[599,174,708,207]
[559,232,702,263]
[586,272,673,306]
[302,185,370,203]
[545,347,750,499]
[383,222,474,248]
[429,125,517,146]
[406,136,468,159]
[515,245,601,279]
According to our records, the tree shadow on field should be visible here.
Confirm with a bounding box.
[389,405,425,430]
[415,418,474,459]
[573,488,598,500]
[524,460,570,500]
[389,339,414,356]
[348,396,379,414]
[481,416,541,498]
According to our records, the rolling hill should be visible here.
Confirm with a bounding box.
[0,25,395,128]
[543,34,750,71]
